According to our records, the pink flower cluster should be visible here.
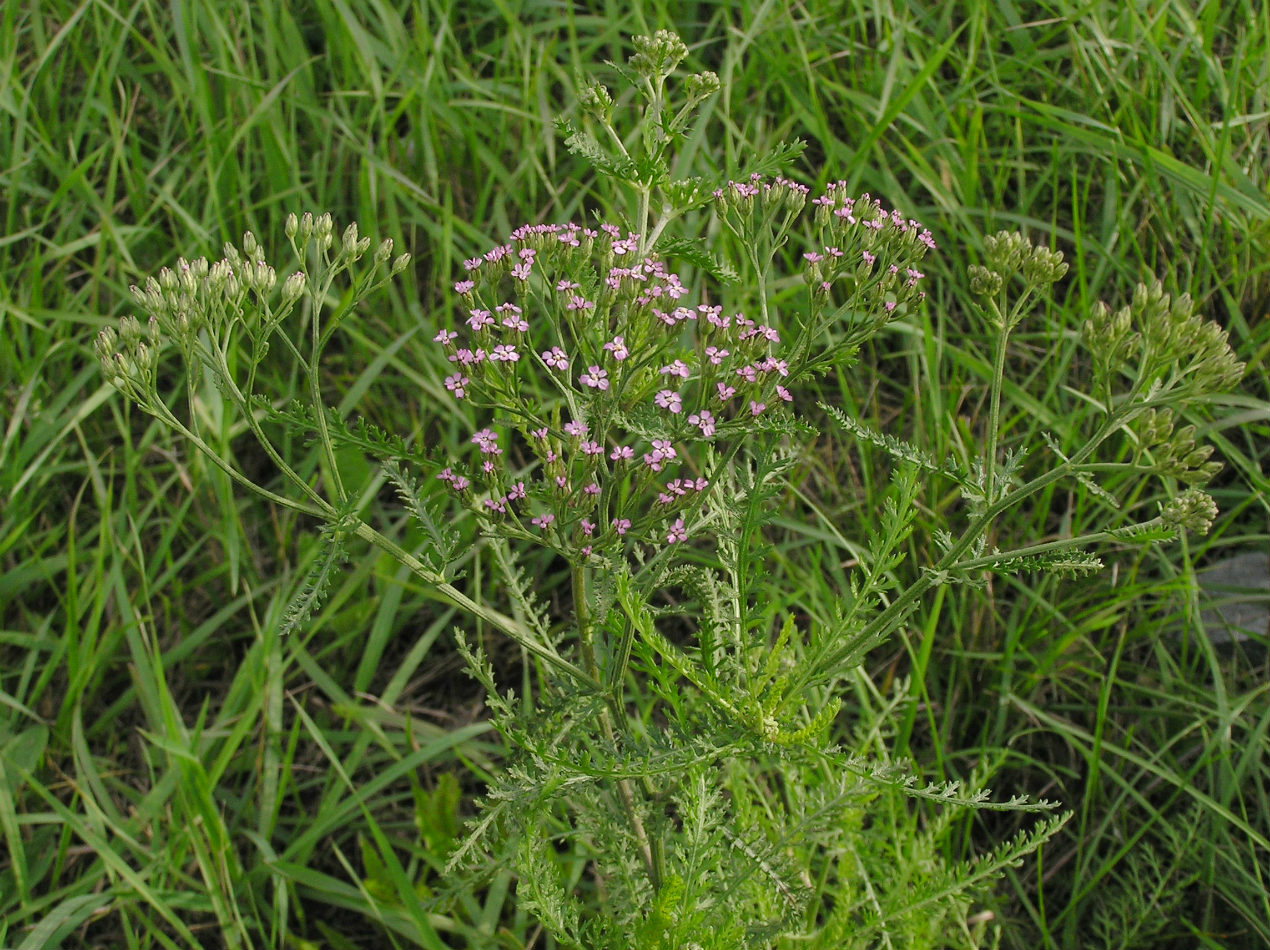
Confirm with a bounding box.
[428,180,935,561]
[804,186,935,314]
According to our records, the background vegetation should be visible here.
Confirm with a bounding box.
[2,0,1267,947]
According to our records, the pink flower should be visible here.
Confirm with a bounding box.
[451,475,470,491]
[434,329,458,345]
[566,295,595,312]
[443,373,469,398]
[666,519,687,544]
[716,382,736,401]
[498,305,528,332]
[542,346,569,371]
[705,346,729,365]
[612,517,631,535]
[659,360,690,379]
[610,445,633,461]
[490,344,520,362]
[654,389,682,414]
[579,440,603,455]
[603,335,629,360]
[689,410,715,437]
[580,519,595,536]
[776,385,792,402]
[642,442,676,473]
[506,481,527,501]
[471,428,500,453]
[583,482,600,495]
[580,366,609,390]
[467,308,494,331]
[563,419,589,438]
[556,279,580,291]
[749,401,766,416]
[531,513,555,529]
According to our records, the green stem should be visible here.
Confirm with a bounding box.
[308,268,347,504]
[983,302,1010,504]
[571,559,663,892]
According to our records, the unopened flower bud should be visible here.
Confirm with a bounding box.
[1022,245,1068,287]
[254,260,276,294]
[968,264,1003,297]
[282,270,306,304]
[178,259,197,295]
[1160,488,1217,535]
[119,314,142,345]
[685,70,720,102]
[374,238,394,265]
[242,230,264,262]
[628,30,688,81]
[983,230,1029,277]
[579,82,614,121]
[285,213,298,240]
[342,222,360,256]
[391,252,411,276]
[316,213,335,249]
[95,326,118,358]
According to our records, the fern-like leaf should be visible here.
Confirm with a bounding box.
[278,529,348,636]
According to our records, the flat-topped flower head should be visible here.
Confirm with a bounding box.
[428,186,935,558]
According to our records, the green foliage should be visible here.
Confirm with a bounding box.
[4,2,1268,948]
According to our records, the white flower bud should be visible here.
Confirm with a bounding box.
[242,230,263,261]
[282,271,307,304]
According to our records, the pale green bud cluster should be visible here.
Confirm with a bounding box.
[97,215,409,404]
[683,70,721,107]
[1084,281,1244,399]
[967,264,1003,297]
[977,230,1068,289]
[94,314,161,401]
[970,232,1068,330]
[1159,487,1219,535]
[1133,408,1222,485]
[579,82,614,122]
[628,29,688,81]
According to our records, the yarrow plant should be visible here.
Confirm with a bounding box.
[97,30,1243,949]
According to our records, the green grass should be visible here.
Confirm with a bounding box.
[2,0,1268,946]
